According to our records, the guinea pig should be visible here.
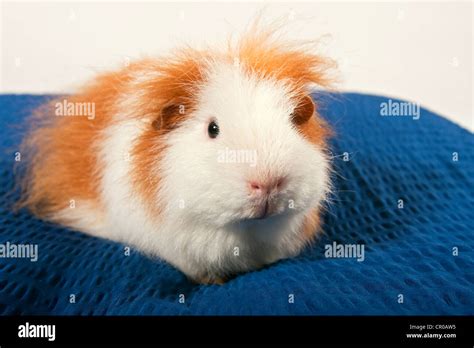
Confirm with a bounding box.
[18,27,334,284]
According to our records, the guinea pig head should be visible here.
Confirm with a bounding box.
[132,32,334,233]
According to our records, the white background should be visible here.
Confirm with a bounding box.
[1,0,473,130]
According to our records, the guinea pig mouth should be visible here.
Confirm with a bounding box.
[254,200,270,220]
[249,198,280,220]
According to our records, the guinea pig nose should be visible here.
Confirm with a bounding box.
[248,176,286,195]
[249,181,263,192]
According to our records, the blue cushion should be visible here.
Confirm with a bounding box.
[0,93,472,315]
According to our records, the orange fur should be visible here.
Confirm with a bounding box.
[302,207,322,241]
[236,29,334,95]
[18,70,126,218]
[298,113,333,148]
[195,275,226,285]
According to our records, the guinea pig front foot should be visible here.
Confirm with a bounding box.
[193,275,227,285]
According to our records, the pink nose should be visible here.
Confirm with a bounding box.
[248,177,286,195]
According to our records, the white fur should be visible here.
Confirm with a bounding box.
[56,61,330,281]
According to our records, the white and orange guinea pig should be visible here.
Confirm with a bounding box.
[19,28,335,284]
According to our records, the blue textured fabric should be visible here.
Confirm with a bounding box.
[0,93,473,315]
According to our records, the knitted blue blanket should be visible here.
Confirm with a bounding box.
[0,93,472,315]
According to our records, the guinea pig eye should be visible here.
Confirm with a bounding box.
[208,120,219,139]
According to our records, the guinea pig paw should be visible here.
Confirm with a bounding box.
[194,275,227,285]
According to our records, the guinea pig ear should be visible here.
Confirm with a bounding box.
[152,103,186,131]
[291,95,316,126]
